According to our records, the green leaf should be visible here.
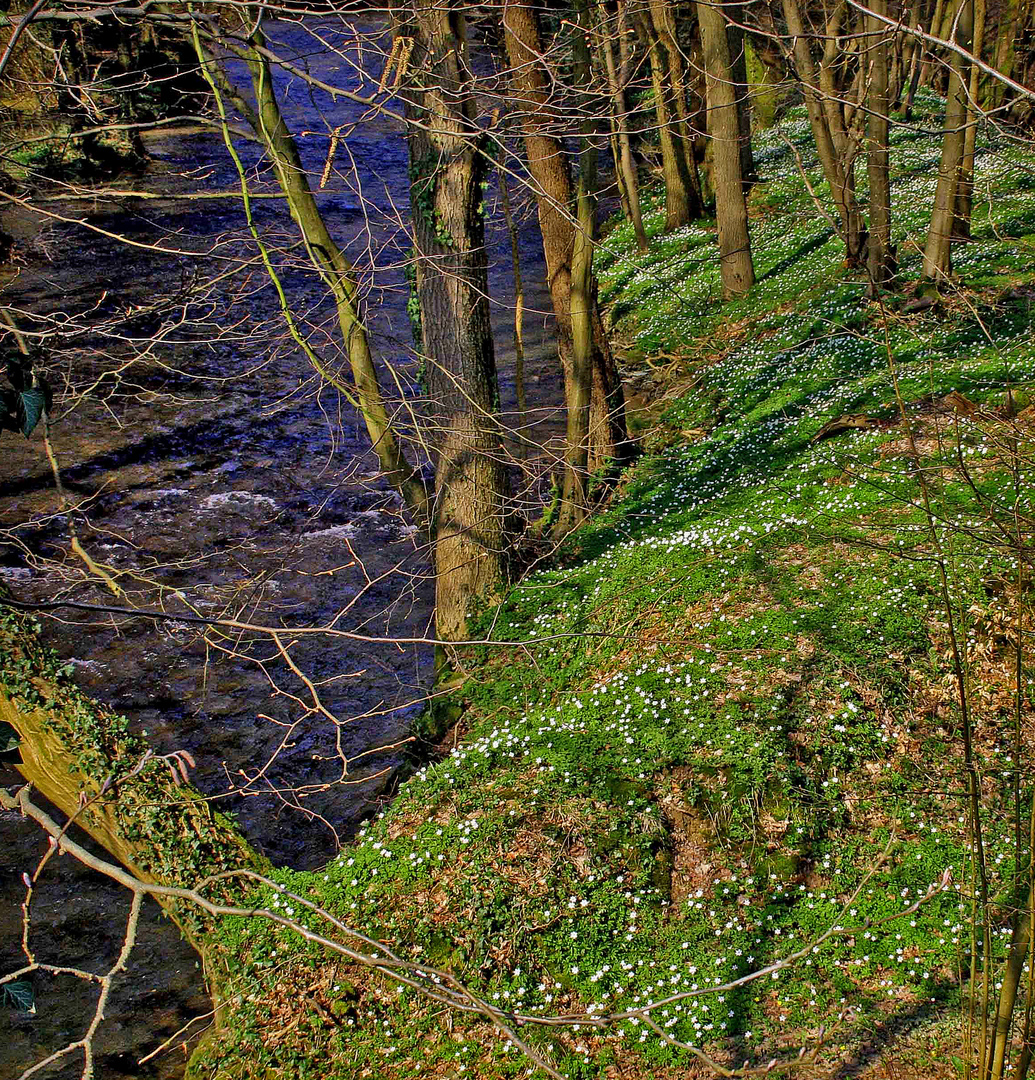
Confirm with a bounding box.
[0,720,17,753]
[17,386,48,437]
[2,979,35,1013]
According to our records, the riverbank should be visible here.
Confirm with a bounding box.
[0,22,564,1072]
[182,97,1035,1078]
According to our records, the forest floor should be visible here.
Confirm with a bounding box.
[193,92,1035,1079]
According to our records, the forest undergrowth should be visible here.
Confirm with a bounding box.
[192,94,1035,1080]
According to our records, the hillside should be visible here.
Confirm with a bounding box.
[138,97,1035,1078]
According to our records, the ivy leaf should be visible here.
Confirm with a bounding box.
[2,979,35,1013]
[16,382,50,438]
[0,720,18,753]
[2,355,52,438]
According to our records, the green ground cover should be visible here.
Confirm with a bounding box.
[193,96,1035,1079]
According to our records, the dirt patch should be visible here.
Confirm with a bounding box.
[657,767,721,910]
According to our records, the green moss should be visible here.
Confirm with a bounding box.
[0,602,261,943]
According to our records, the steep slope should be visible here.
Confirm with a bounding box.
[189,97,1035,1079]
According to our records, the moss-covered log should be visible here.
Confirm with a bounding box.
[0,597,266,1005]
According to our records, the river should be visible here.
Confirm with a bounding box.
[0,19,563,1077]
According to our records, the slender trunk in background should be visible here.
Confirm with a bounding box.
[936,0,959,41]
[992,0,1021,107]
[781,0,865,261]
[919,0,947,89]
[650,0,698,179]
[953,0,986,239]
[887,17,905,103]
[498,167,527,457]
[932,0,964,93]
[617,0,650,231]
[598,0,649,252]
[634,1,702,229]
[900,0,934,111]
[923,0,972,280]
[399,4,509,641]
[237,32,429,524]
[501,0,629,513]
[986,863,1035,1080]
[902,23,923,118]
[817,0,865,261]
[929,0,948,43]
[725,3,757,191]
[866,0,894,293]
[555,0,599,536]
[501,0,576,361]
[698,0,755,296]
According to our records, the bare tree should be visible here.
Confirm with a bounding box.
[500,0,629,534]
[193,21,431,521]
[633,0,706,229]
[396,1,511,642]
[697,0,755,296]
[923,0,973,279]
[865,0,895,292]
[596,0,650,254]
[780,0,868,263]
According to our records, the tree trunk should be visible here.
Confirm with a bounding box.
[498,166,527,455]
[781,0,865,262]
[991,0,1021,107]
[598,0,649,253]
[866,0,894,293]
[923,0,972,281]
[587,304,628,479]
[725,4,757,191]
[233,33,430,526]
[698,0,755,296]
[987,877,1035,1080]
[817,1,866,262]
[555,0,599,536]
[650,0,698,180]
[634,0,703,230]
[400,5,509,641]
[953,0,986,240]
[501,0,630,521]
[902,23,924,118]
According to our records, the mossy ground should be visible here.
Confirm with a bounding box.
[194,96,1035,1079]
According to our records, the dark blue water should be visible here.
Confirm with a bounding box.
[0,18,561,1077]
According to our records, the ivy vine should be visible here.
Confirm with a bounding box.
[408,152,455,248]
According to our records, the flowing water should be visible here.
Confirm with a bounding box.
[0,21,564,1076]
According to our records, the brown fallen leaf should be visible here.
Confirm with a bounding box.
[940,390,978,416]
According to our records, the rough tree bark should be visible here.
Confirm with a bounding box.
[866,0,895,292]
[697,0,755,297]
[922,0,972,280]
[400,2,510,641]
